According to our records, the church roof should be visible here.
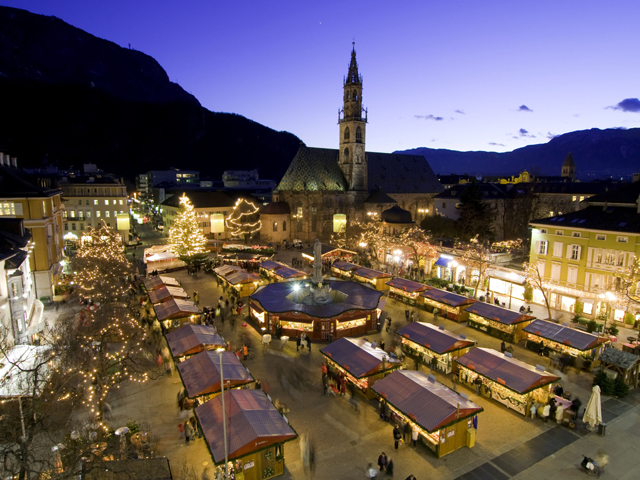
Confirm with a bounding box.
[276,145,347,192]
[365,189,397,205]
[562,153,576,168]
[367,152,443,194]
[345,44,362,85]
[381,205,413,224]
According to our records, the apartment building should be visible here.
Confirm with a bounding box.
[0,155,64,300]
[529,181,640,323]
[60,176,129,243]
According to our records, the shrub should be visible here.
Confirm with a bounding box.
[613,375,629,398]
[624,312,635,326]
[608,325,619,337]
[523,284,533,302]
[586,319,598,333]
[593,370,614,396]
[574,300,584,316]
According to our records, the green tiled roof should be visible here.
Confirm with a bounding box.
[276,145,347,192]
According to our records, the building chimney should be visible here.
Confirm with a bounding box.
[633,173,639,183]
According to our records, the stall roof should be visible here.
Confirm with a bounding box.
[421,288,476,308]
[332,260,361,272]
[196,389,297,464]
[353,267,392,280]
[143,276,180,291]
[273,266,307,279]
[320,337,402,378]
[260,260,285,271]
[178,351,254,398]
[214,265,243,277]
[524,319,610,351]
[372,370,482,433]
[148,285,189,304]
[385,278,429,293]
[599,346,639,371]
[165,324,226,358]
[251,280,383,318]
[0,345,52,398]
[456,348,559,394]
[301,243,357,258]
[145,252,176,262]
[465,303,535,325]
[225,271,260,285]
[397,322,476,354]
[153,298,201,321]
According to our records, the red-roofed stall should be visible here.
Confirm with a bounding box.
[330,260,360,279]
[385,278,429,306]
[195,389,297,478]
[456,348,559,415]
[153,298,202,332]
[465,302,535,342]
[420,288,477,322]
[165,324,226,359]
[353,267,393,291]
[373,370,483,458]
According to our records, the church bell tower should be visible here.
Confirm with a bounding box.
[338,43,367,191]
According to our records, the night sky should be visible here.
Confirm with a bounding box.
[3,0,640,154]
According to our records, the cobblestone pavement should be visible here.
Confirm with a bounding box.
[101,244,640,480]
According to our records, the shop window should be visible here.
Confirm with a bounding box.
[596,234,606,241]
[614,309,624,322]
[273,221,278,232]
[583,303,593,315]
[561,296,575,312]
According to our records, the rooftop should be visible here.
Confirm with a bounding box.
[397,322,476,354]
[421,288,477,308]
[165,324,226,358]
[599,346,640,370]
[320,337,402,378]
[524,319,610,351]
[530,205,640,234]
[177,351,254,398]
[465,302,535,325]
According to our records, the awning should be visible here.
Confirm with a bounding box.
[434,256,451,267]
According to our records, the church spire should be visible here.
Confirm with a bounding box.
[345,42,362,85]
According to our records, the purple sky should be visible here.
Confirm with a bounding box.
[3,1,640,154]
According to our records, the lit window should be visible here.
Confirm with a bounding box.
[104,200,109,205]
[105,211,110,217]
[617,236,628,243]
[94,200,99,205]
[572,232,580,237]
[579,196,585,201]
[572,196,577,201]
[538,241,548,255]
[555,230,563,236]
[113,200,117,205]
[86,211,92,218]
[596,234,606,241]
[119,200,123,205]
[96,211,101,218]
[0,202,16,216]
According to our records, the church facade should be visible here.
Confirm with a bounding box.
[263,45,443,243]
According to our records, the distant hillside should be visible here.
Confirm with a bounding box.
[0,6,300,182]
[397,128,640,180]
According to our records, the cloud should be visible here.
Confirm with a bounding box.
[518,105,533,112]
[488,142,505,147]
[414,114,444,121]
[454,109,465,115]
[546,131,557,139]
[517,128,536,138]
[609,98,640,112]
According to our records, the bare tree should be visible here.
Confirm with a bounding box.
[459,240,491,298]
[524,261,553,320]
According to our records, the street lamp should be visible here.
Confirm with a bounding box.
[217,348,229,479]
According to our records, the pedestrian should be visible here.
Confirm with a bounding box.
[380,340,385,351]
[393,425,402,449]
[411,425,419,447]
[403,419,410,443]
[190,416,199,438]
[410,310,415,322]
[377,319,382,332]
[377,452,388,472]
[322,374,328,396]
[366,463,377,479]
[452,372,458,392]
[379,399,385,419]
[296,336,301,352]
[386,459,394,476]
[405,476,416,480]
[433,308,439,321]
[555,402,564,425]
[405,309,409,321]
[474,376,482,395]
[500,341,506,353]
[385,317,392,333]
[542,402,550,423]
[178,422,184,439]
[384,401,391,422]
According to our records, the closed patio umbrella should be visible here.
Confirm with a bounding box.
[582,385,602,430]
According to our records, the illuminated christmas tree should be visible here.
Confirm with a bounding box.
[225,197,262,243]
[72,222,131,303]
[168,194,209,266]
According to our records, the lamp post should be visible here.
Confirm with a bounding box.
[217,348,229,479]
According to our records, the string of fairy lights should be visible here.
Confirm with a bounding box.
[168,194,208,259]
[225,198,262,237]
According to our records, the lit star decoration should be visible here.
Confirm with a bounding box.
[225,198,262,239]
[168,194,208,262]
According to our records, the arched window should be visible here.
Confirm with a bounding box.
[272,221,278,232]
[356,126,362,143]
[344,127,350,141]
[343,148,350,163]
[282,220,287,232]
[311,205,318,232]
[296,204,303,232]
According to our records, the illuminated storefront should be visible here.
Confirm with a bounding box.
[465,303,535,342]
[523,319,610,362]
[386,278,429,306]
[352,267,393,291]
[214,265,260,296]
[153,298,202,332]
[165,324,226,359]
[301,244,358,264]
[487,270,526,309]
[420,288,477,322]
[331,260,360,278]
[396,322,476,374]
[321,337,403,399]
[373,370,483,458]
[456,348,559,415]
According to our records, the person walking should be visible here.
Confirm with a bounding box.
[405,309,409,322]
[296,336,301,352]
[393,425,402,449]
[184,421,192,445]
[433,308,439,321]
[366,463,377,479]
[307,337,312,352]
[474,376,482,395]
[386,317,392,333]
[383,401,391,422]
[178,422,184,440]
[403,420,411,443]
[500,341,506,353]
[405,476,416,480]
[452,372,458,392]
[410,310,415,322]
[386,459,394,477]
[411,425,419,447]
[377,452,388,472]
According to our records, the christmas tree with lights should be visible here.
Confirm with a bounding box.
[226,197,262,243]
[168,194,209,266]
[72,222,131,303]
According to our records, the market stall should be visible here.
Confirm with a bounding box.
[372,370,483,458]
[465,303,535,342]
[153,298,202,332]
[270,266,308,283]
[177,351,255,401]
[165,324,226,359]
[353,267,392,291]
[251,281,383,341]
[455,348,559,415]
[396,322,476,374]
[215,265,261,296]
[143,245,186,273]
[523,319,610,367]
[420,288,476,322]
[330,260,360,279]
[301,244,358,264]
[598,346,640,389]
[196,389,297,479]
[385,278,429,306]
[147,285,189,304]
[320,337,403,399]
[259,260,286,279]
[142,275,181,292]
